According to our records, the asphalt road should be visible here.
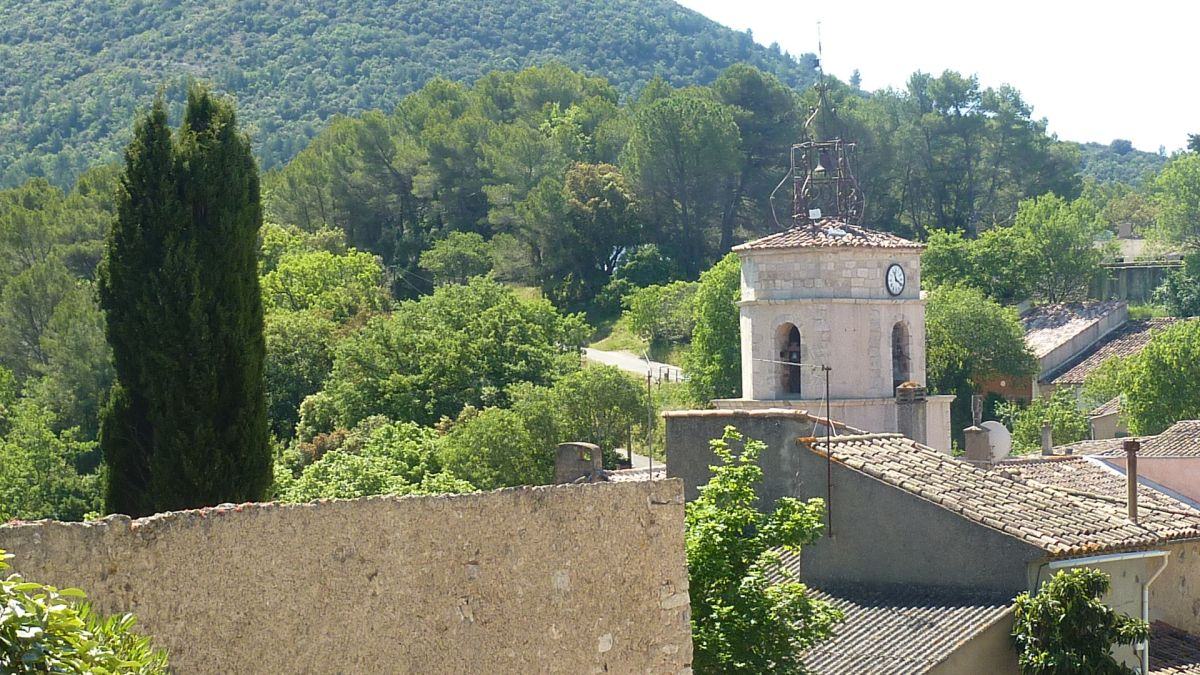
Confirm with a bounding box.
[582,347,686,383]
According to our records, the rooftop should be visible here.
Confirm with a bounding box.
[733,218,922,252]
[797,584,1012,674]
[1057,420,1200,458]
[1151,621,1200,675]
[800,433,1200,557]
[1045,318,1178,385]
[1091,395,1123,418]
[995,455,1200,517]
[1021,302,1127,360]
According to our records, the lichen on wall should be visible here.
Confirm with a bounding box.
[0,480,693,674]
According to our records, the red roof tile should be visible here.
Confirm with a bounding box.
[733,219,922,252]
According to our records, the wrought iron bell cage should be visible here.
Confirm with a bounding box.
[791,137,865,225]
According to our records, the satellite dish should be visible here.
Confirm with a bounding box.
[980,421,1012,461]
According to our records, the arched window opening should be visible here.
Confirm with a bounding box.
[778,323,802,397]
[892,322,911,391]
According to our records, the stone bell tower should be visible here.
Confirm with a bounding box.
[711,85,953,453]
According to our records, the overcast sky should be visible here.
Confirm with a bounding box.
[676,0,1195,153]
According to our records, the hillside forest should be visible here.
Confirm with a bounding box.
[3,59,1200,522]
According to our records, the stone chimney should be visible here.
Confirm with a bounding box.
[895,383,927,446]
[1124,439,1140,524]
[963,425,993,466]
[1040,423,1053,456]
[555,442,604,484]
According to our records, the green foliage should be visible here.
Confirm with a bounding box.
[926,285,1037,439]
[686,253,742,402]
[1154,251,1200,317]
[624,90,741,277]
[525,162,642,311]
[1080,357,1128,412]
[320,276,587,429]
[0,398,101,522]
[1117,319,1200,435]
[97,87,270,517]
[686,427,841,673]
[922,194,1104,303]
[0,550,168,673]
[419,232,493,286]
[997,389,1090,454]
[277,418,472,502]
[263,310,340,438]
[1078,140,1168,185]
[0,1,818,188]
[260,248,388,321]
[1012,567,1148,674]
[622,281,698,343]
[1152,153,1200,246]
[439,366,647,490]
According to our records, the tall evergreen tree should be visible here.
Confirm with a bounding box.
[98,86,269,516]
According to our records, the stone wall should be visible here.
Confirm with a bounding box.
[1151,541,1200,634]
[0,481,693,675]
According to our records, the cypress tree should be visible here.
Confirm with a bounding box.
[98,86,270,516]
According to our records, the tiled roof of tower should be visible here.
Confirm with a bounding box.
[796,584,1013,674]
[1150,622,1200,674]
[1045,318,1179,385]
[733,219,922,251]
[1056,420,1200,458]
[799,433,1200,556]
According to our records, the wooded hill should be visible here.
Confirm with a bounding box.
[0,0,817,188]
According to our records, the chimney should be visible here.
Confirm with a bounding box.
[1040,423,1053,456]
[1125,439,1139,524]
[555,442,604,484]
[895,383,928,446]
[963,425,993,466]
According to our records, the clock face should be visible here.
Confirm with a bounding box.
[886,264,905,296]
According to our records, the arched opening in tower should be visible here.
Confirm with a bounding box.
[778,323,802,397]
[892,322,911,391]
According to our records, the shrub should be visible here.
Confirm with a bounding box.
[623,280,697,343]
[0,549,169,673]
[1012,567,1148,674]
[997,388,1090,454]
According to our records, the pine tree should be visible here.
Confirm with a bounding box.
[98,86,269,516]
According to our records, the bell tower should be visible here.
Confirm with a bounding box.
[713,82,954,453]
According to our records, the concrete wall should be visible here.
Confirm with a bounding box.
[663,409,1041,594]
[1089,411,1125,441]
[0,482,693,675]
[930,610,1019,675]
[1091,262,1180,303]
[737,247,926,401]
[1151,541,1200,634]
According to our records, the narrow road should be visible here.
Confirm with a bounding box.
[582,347,686,383]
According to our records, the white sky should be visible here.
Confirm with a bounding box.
[676,0,1196,153]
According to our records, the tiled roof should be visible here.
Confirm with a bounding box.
[1151,621,1200,674]
[995,456,1200,524]
[1091,396,1123,417]
[733,219,922,251]
[1057,420,1200,458]
[1021,302,1126,360]
[798,584,1013,674]
[1045,318,1178,385]
[801,433,1200,557]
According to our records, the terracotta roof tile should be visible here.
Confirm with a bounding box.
[603,467,666,482]
[797,584,1013,674]
[733,219,922,252]
[1091,396,1123,417]
[1046,318,1179,385]
[801,433,1200,557]
[1057,420,1200,458]
[1021,302,1127,360]
[1151,621,1200,674]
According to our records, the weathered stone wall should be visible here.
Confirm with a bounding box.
[0,481,693,675]
[1151,541,1200,633]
